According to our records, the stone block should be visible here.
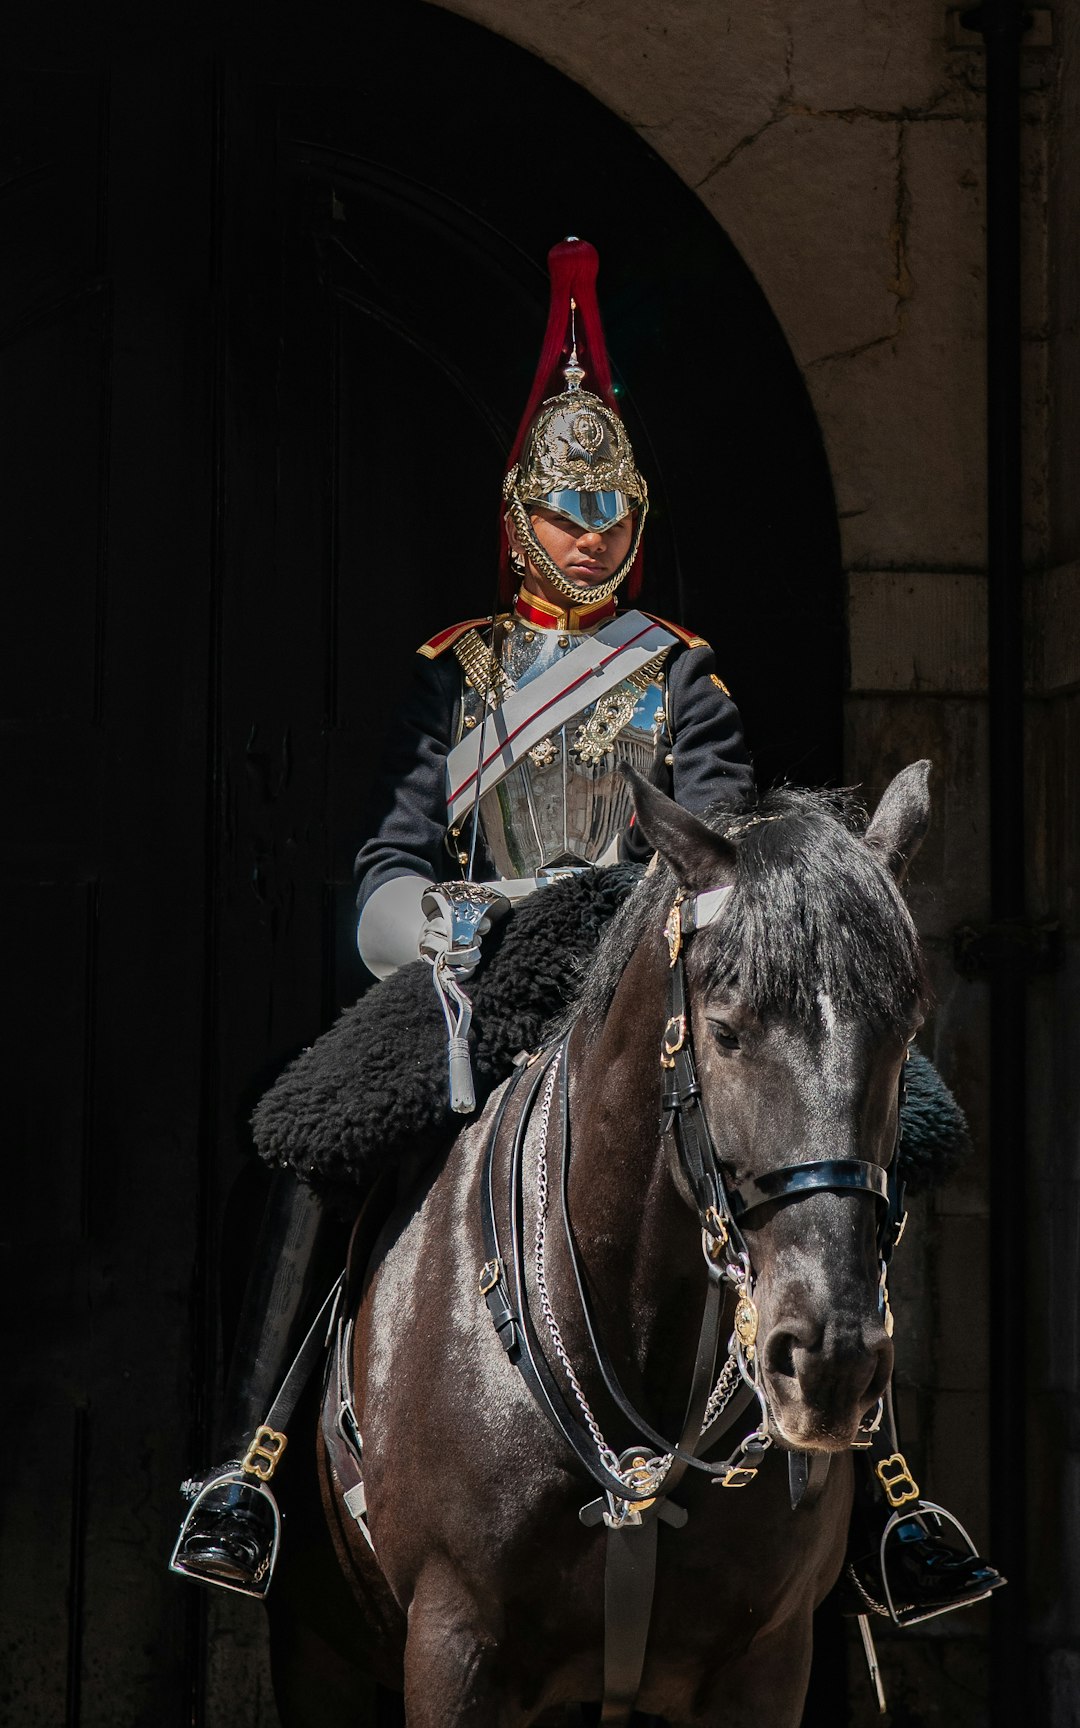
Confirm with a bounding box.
[920,953,990,1218]
[809,337,987,570]
[787,0,952,115]
[904,116,986,345]
[846,1630,990,1728]
[1028,953,1080,1196]
[932,1213,989,1392]
[1029,561,1080,695]
[848,570,987,693]
[431,0,790,187]
[706,112,902,367]
[926,1389,992,1549]
[207,1596,280,1727]
[1027,694,1080,932]
[843,695,990,932]
[804,118,988,570]
[1028,1415,1080,1647]
[1033,1175,1080,1393]
[1044,1649,1080,1728]
[890,1193,935,1388]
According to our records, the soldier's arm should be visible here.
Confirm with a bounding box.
[620,629,754,864]
[353,653,459,977]
[666,641,755,815]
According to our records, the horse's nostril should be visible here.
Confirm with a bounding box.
[763,1327,801,1380]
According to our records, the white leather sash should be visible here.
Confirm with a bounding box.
[445,611,676,828]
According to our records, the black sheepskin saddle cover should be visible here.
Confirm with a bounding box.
[252,866,970,1198]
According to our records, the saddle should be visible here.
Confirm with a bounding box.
[251,864,971,1198]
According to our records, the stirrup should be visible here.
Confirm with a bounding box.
[880,1500,995,1627]
[168,1467,282,1600]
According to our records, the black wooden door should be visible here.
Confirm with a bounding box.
[3,10,842,1724]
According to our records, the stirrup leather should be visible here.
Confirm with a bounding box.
[880,1500,994,1627]
[168,1466,282,1600]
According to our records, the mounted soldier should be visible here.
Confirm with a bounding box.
[170,237,1001,1640]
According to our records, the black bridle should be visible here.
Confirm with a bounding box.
[478,881,908,1518]
[660,891,907,1268]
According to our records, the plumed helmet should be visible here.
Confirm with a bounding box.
[515,388,644,534]
[500,239,647,605]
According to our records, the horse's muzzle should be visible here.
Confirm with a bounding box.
[760,1312,893,1450]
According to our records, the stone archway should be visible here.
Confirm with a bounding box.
[263,2,845,793]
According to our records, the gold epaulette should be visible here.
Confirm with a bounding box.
[417,617,494,659]
[642,613,730,694]
[451,628,513,706]
[642,611,710,651]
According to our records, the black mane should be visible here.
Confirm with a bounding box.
[570,787,927,1038]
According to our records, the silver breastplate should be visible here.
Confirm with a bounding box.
[459,621,669,879]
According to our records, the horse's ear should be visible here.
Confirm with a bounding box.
[864,760,932,883]
[624,768,737,890]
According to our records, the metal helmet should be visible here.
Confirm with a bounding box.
[501,239,647,605]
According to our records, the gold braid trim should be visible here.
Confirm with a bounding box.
[451,629,513,707]
[625,651,669,693]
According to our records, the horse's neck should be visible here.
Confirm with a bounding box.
[563,940,703,1392]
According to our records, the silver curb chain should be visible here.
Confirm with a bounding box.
[532,1049,745,1495]
[533,1052,621,1474]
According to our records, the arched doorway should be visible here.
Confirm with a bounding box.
[5,6,843,1722]
[218,7,843,1014]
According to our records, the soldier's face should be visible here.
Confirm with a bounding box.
[513,506,634,600]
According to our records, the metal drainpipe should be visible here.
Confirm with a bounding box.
[962,3,1027,1720]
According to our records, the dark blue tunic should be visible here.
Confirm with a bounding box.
[354,631,754,918]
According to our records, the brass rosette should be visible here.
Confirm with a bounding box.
[518,389,642,502]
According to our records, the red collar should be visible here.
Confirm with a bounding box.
[512,589,618,633]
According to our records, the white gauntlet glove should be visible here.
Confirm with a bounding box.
[418,882,510,981]
[418,883,510,1115]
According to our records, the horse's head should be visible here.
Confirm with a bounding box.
[629,763,932,1452]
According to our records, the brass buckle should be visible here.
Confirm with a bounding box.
[702,1205,728,1261]
[721,1461,759,1488]
[478,1258,501,1295]
[664,894,685,967]
[242,1425,288,1482]
[660,1014,687,1068]
[875,1451,921,1508]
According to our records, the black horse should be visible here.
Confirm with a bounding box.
[269,763,932,1727]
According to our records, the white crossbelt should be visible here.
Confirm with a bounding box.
[445,610,676,828]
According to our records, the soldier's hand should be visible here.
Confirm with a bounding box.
[418,883,510,979]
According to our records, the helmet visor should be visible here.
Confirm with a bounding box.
[532,488,633,533]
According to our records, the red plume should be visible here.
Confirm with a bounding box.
[499,238,643,602]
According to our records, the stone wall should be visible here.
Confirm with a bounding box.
[427,2,1072,1718]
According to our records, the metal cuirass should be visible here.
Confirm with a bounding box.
[457,620,669,879]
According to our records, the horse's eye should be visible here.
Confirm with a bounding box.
[709,1020,740,1051]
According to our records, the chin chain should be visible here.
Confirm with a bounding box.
[502,475,648,605]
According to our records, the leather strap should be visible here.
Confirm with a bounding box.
[601,1519,659,1725]
[262,1273,344,1437]
[788,1448,832,1510]
[478,1050,660,1505]
[555,1050,739,1484]
[727,1158,889,1220]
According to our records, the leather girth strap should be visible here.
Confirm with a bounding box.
[602,1514,660,1725]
